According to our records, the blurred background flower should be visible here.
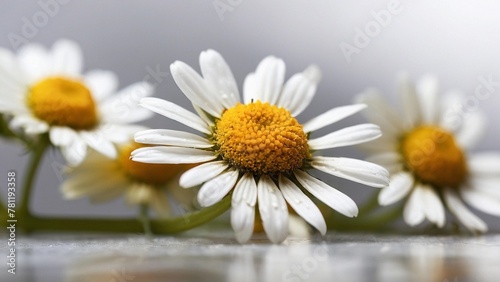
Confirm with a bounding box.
[61,138,196,215]
[0,39,153,165]
[358,74,500,232]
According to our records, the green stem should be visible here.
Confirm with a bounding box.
[329,203,404,232]
[19,135,49,217]
[0,191,6,215]
[0,114,15,139]
[19,195,231,234]
[153,195,231,233]
[0,114,33,147]
[0,205,6,226]
[139,204,152,236]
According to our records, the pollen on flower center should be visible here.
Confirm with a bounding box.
[28,77,98,130]
[120,143,189,186]
[214,101,309,175]
[401,126,467,188]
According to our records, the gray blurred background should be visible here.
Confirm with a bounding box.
[1,0,499,229]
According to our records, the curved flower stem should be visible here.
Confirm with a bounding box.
[152,195,231,233]
[19,196,231,234]
[328,203,404,232]
[19,135,50,218]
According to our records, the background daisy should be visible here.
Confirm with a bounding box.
[358,74,500,232]
[132,50,389,243]
[0,39,153,165]
[62,138,195,215]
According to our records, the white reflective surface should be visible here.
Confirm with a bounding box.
[1,232,499,282]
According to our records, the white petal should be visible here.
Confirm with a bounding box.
[0,48,26,94]
[257,175,289,244]
[468,177,500,198]
[276,65,321,117]
[417,74,441,124]
[242,74,258,104]
[243,56,285,105]
[403,187,425,226]
[231,173,257,243]
[398,73,421,128]
[25,122,49,134]
[311,156,389,188]
[101,82,154,124]
[10,115,49,134]
[444,189,487,233]
[294,170,358,217]
[17,43,49,83]
[455,112,486,149]
[49,126,77,146]
[197,169,238,207]
[419,184,446,227]
[302,104,366,133]
[100,124,147,144]
[180,161,228,188]
[378,172,414,206]
[439,91,465,132]
[461,187,500,216]
[84,70,118,102]
[279,175,327,235]
[192,104,215,127]
[139,97,210,134]
[0,91,25,113]
[468,152,500,176]
[62,171,126,199]
[199,49,239,109]
[90,180,128,203]
[171,60,224,117]
[308,123,382,150]
[61,138,88,165]
[131,146,216,164]
[135,129,212,148]
[0,106,26,118]
[51,39,83,76]
[356,89,404,137]
[79,131,117,159]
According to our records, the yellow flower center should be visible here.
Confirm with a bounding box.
[215,101,309,175]
[401,126,467,188]
[28,77,98,130]
[119,143,190,186]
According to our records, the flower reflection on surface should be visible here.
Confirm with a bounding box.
[58,234,500,282]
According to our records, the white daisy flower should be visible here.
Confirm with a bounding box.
[358,74,500,233]
[132,50,389,243]
[0,39,153,165]
[61,139,196,214]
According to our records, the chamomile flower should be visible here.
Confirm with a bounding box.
[358,74,500,232]
[0,39,153,165]
[132,50,388,242]
[62,138,195,214]
[131,50,389,243]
